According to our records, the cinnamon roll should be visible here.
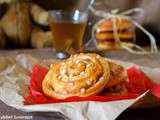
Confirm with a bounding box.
[95,18,133,32]
[95,18,135,50]
[101,83,128,97]
[42,53,110,99]
[105,60,128,88]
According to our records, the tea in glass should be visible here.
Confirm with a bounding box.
[49,10,88,58]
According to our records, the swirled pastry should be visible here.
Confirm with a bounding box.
[96,18,133,32]
[101,83,128,97]
[105,60,128,88]
[42,53,110,99]
[95,18,135,50]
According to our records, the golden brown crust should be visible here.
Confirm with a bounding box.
[98,42,134,50]
[95,18,134,50]
[105,59,128,88]
[101,83,128,97]
[42,53,128,99]
[96,32,134,41]
[96,18,133,32]
[42,53,110,99]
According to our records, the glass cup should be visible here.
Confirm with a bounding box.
[49,10,88,59]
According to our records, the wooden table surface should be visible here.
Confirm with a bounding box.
[0,48,160,120]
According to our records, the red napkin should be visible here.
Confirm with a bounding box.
[24,65,160,105]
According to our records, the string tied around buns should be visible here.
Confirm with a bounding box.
[88,6,158,54]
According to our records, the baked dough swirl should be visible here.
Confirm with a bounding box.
[42,53,110,99]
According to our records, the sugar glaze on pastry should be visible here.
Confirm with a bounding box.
[42,53,110,99]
